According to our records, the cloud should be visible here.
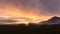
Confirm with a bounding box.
[0,0,59,15]
[40,0,60,15]
[14,0,60,16]
[0,0,60,24]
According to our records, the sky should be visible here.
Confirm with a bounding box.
[0,0,59,24]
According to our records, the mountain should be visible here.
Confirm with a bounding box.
[39,16,60,25]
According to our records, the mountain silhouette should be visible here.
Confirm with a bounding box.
[48,16,60,22]
[39,16,60,25]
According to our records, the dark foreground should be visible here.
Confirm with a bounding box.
[0,24,60,34]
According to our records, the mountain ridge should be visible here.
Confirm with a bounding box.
[39,16,60,25]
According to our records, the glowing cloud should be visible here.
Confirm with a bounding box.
[0,0,58,24]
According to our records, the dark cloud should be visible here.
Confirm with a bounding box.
[40,0,59,15]
[0,19,17,24]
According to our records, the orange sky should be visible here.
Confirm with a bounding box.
[0,5,53,24]
[0,0,59,24]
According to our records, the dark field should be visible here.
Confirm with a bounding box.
[0,23,60,34]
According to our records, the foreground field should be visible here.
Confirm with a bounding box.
[0,24,60,34]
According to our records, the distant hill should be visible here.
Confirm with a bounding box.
[39,16,60,25]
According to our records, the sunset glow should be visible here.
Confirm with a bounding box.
[0,0,59,24]
[0,5,52,24]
